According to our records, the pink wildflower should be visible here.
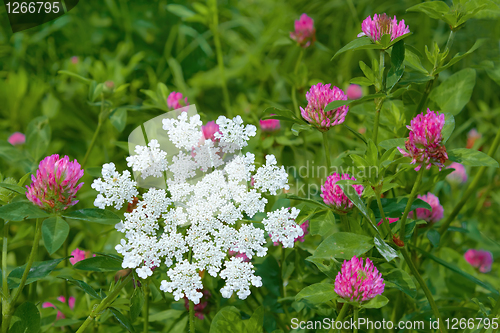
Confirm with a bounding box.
[289,14,316,48]
[167,91,188,110]
[8,132,25,145]
[70,248,87,265]
[71,56,79,64]
[359,13,410,42]
[334,256,385,303]
[409,192,444,223]
[42,296,76,321]
[398,109,448,171]
[464,249,493,273]
[202,121,221,141]
[301,83,349,131]
[377,217,399,226]
[321,173,364,214]
[446,162,468,184]
[259,118,281,133]
[347,84,363,100]
[26,154,84,212]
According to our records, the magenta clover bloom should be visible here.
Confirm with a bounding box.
[167,91,188,110]
[259,118,281,133]
[70,248,87,265]
[377,217,399,226]
[301,83,349,131]
[464,249,493,273]
[409,192,444,224]
[290,14,316,48]
[202,121,221,142]
[321,173,363,214]
[398,109,448,171]
[334,256,385,303]
[42,296,76,321]
[359,13,410,43]
[347,84,363,100]
[446,162,468,184]
[26,154,84,212]
[8,132,25,146]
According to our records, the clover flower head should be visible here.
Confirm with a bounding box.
[259,118,281,132]
[70,248,87,265]
[202,121,221,141]
[335,256,385,303]
[347,84,363,100]
[8,132,25,145]
[409,192,443,223]
[300,83,348,131]
[398,109,448,171]
[290,13,316,48]
[321,173,363,213]
[446,162,468,184]
[167,91,188,110]
[359,13,410,42]
[42,296,76,321]
[95,113,301,304]
[464,249,493,273]
[26,154,84,212]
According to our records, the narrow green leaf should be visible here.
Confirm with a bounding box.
[324,100,349,112]
[374,235,399,262]
[110,307,136,333]
[361,295,389,309]
[57,70,92,84]
[63,208,122,225]
[8,258,66,289]
[73,256,123,272]
[42,216,70,255]
[337,184,378,232]
[295,283,337,306]
[442,113,455,143]
[332,37,383,59]
[383,268,417,298]
[59,277,102,300]
[427,229,441,247]
[407,2,451,21]
[0,201,49,221]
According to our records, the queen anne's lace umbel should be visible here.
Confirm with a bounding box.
[92,114,302,304]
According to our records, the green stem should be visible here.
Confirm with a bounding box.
[291,48,304,118]
[444,30,455,52]
[209,0,231,117]
[75,274,133,333]
[143,282,149,333]
[2,222,9,331]
[375,191,393,238]
[339,214,350,232]
[322,131,332,171]
[81,94,106,168]
[401,248,448,333]
[328,303,349,333]
[398,168,425,243]
[372,98,384,144]
[189,300,195,333]
[353,307,359,333]
[280,247,286,298]
[434,126,500,248]
[3,219,42,333]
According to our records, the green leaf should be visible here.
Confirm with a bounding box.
[59,277,102,300]
[437,39,486,74]
[166,4,196,19]
[411,245,499,295]
[448,148,499,167]
[286,194,330,209]
[130,288,144,323]
[26,116,51,162]
[291,123,312,136]
[442,113,455,143]
[110,108,128,132]
[350,77,373,86]
[429,68,476,115]
[311,232,374,260]
[0,183,26,194]
[243,306,264,333]
[262,107,305,124]
[383,268,417,298]
[110,307,136,333]
[8,258,66,289]
[407,2,451,22]
[42,216,70,255]
[374,235,399,262]
[209,307,246,333]
[361,295,389,309]
[332,37,383,59]
[370,198,431,219]
[324,100,349,112]
[343,124,368,144]
[0,201,49,221]
[386,40,406,91]
[57,70,92,84]
[73,255,123,272]
[427,229,441,247]
[295,283,337,307]
[337,184,378,232]
[63,208,122,225]
[379,138,406,151]
[9,302,40,333]
[309,209,336,237]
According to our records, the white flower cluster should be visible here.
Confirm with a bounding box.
[126,139,168,179]
[92,113,302,304]
[91,163,138,209]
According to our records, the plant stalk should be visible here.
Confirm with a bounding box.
[401,248,448,333]
[2,222,9,330]
[82,94,106,168]
[480,295,500,333]
[339,214,350,232]
[189,300,195,333]
[322,131,332,171]
[399,167,425,242]
[291,48,304,117]
[353,307,359,333]
[375,191,393,238]
[328,303,349,333]
[143,282,149,333]
[75,274,133,333]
